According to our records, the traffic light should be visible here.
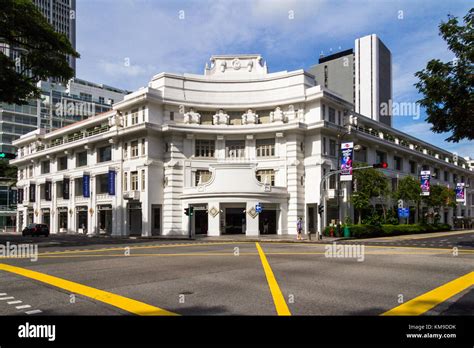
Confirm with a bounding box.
[318,205,324,215]
[184,207,194,216]
[0,152,16,160]
[373,162,388,169]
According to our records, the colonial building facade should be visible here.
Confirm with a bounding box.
[11,55,474,237]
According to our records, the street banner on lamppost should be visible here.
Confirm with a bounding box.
[340,142,354,181]
[420,171,431,196]
[455,183,465,203]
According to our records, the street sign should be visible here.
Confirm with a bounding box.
[255,203,262,214]
[397,208,410,218]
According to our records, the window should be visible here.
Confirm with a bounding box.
[195,170,212,186]
[77,151,87,167]
[98,146,112,162]
[131,109,139,125]
[354,146,367,163]
[195,139,215,157]
[75,178,84,196]
[322,104,326,120]
[338,111,342,125]
[394,156,402,171]
[131,171,138,191]
[96,174,108,194]
[322,137,327,155]
[453,174,457,183]
[141,170,146,191]
[141,139,146,156]
[434,168,440,179]
[131,141,139,157]
[328,107,336,123]
[124,172,128,191]
[170,111,174,121]
[329,174,336,189]
[98,96,104,104]
[226,140,245,158]
[256,139,275,157]
[329,139,336,157]
[58,156,68,171]
[392,178,398,192]
[41,160,50,174]
[444,171,449,181]
[376,151,386,164]
[123,142,128,159]
[79,92,92,101]
[422,165,429,171]
[409,161,416,174]
[256,169,275,186]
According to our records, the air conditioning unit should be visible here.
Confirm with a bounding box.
[123,191,140,200]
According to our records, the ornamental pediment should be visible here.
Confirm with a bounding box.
[204,55,268,79]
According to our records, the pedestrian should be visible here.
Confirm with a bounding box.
[263,219,269,234]
[297,217,303,240]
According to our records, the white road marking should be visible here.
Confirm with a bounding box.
[0,293,6,296]
[25,309,42,315]
[0,297,15,300]
[7,300,22,305]
[15,305,31,309]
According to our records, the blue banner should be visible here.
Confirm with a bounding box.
[108,170,116,195]
[83,174,90,198]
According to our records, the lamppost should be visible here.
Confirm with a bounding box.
[336,115,359,227]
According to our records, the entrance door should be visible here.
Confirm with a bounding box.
[224,208,245,234]
[152,206,161,236]
[194,209,208,235]
[98,208,112,235]
[259,210,277,234]
[129,203,142,236]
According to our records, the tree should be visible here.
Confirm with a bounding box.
[422,184,456,223]
[351,167,389,224]
[0,159,17,181]
[0,0,80,104]
[414,8,474,142]
[395,175,422,222]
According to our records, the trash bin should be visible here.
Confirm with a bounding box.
[343,226,350,238]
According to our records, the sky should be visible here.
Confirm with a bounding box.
[76,0,473,158]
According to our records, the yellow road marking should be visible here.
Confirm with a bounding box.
[0,263,177,316]
[382,271,474,316]
[255,242,291,316]
[38,241,252,256]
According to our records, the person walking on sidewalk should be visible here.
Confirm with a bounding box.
[297,217,303,240]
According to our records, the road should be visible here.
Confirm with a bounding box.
[0,230,472,316]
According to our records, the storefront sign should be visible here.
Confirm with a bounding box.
[108,170,116,196]
[83,174,90,198]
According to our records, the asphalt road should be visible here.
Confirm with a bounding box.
[0,230,472,316]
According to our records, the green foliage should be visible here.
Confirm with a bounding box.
[414,8,474,142]
[324,223,451,238]
[0,159,17,180]
[0,0,80,104]
[394,175,422,204]
[422,184,455,209]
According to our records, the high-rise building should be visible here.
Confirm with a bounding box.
[309,34,392,127]
[0,78,130,154]
[33,0,77,74]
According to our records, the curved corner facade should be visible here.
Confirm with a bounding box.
[11,55,474,237]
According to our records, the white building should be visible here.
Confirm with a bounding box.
[11,55,474,237]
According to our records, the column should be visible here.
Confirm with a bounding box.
[207,201,220,236]
[245,201,259,236]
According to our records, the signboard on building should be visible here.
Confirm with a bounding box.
[83,174,90,198]
[63,178,70,199]
[455,183,465,203]
[420,171,431,196]
[340,142,354,181]
[255,203,262,214]
[108,170,116,196]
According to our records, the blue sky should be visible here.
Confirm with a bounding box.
[76,0,473,158]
